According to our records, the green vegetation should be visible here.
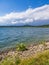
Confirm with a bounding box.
[16,43,27,51]
[0,42,49,65]
[0,56,21,65]
[15,56,21,65]
[23,25,49,27]
[38,40,46,45]
[20,50,49,65]
[39,25,49,27]
[0,50,49,65]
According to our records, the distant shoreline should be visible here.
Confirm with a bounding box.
[0,25,49,27]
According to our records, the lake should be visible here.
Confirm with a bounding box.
[0,27,49,51]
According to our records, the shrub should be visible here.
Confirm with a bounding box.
[16,43,27,51]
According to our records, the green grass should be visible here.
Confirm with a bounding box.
[0,55,21,65]
[20,50,49,65]
[0,50,49,65]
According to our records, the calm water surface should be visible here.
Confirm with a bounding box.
[0,27,49,51]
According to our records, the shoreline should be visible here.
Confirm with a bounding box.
[0,41,49,61]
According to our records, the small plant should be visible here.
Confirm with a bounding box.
[16,43,27,51]
[39,40,46,45]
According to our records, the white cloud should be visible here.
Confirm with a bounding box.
[0,4,49,26]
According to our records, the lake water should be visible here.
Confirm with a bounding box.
[0,27,49,51]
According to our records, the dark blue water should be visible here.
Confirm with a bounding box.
[0,27,49,51]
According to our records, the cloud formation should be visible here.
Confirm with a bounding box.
[0,4,49,26]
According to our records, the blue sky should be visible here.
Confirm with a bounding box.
[0,0,49,26]
[0,0,49,16]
